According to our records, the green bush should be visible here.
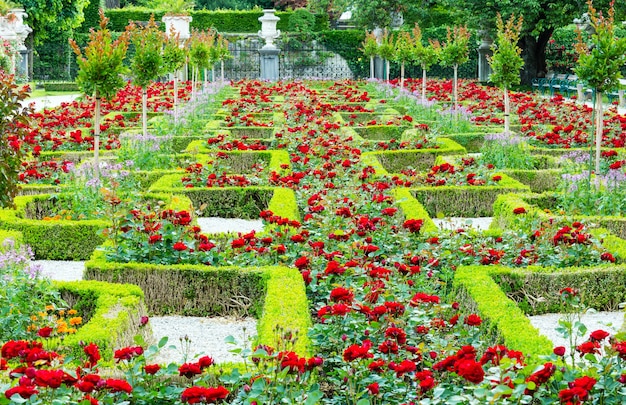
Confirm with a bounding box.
[43,82,80,92]
[411,175,530,217]
[85,250,268,317]
[501,169,562,193]
[362,138,466,173]
[102,9,328,33]
[52,280,149,362]
[391,188,438,234]
[0,229,23,246]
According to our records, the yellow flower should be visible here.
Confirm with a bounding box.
[58,310,65,317]
[32,315,40,321]
[69,317,82,326]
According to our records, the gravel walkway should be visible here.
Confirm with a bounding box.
[34,260,85,281]
[433,217,493,231]
[528,311,624,355]
[197,217,264,234]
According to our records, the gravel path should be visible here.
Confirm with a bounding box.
[197,217,264,234]
[433,217,493,231]
[34,260,85,281]
[23,94,80,111]
[528,311,624,355]
[148,316,257,365]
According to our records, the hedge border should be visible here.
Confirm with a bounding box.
[51,280,149,363]
[0,193,193,260]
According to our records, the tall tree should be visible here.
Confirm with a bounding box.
[20,0,89,45]
[574,0,626,174]
[445,0,625,85]
[69,10,129,179]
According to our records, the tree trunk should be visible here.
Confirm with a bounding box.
[400,62,404,90]
[504,86,510,135]
[221,60,224,84]
[421,65,427,103]
[453,64,458,111]
[370,56,374,80]
[94,92,101,180]
[173,69,178,124]
[520,29,553,86]
[595,91,603,175]
[142,87,148,137]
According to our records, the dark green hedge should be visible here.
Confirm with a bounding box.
[319,30,368,79]
[85,250,268,317]
[43,82,80,92]
[501,169,561,193]
[411,177,530,217]
[353,125,410,141]
[101,9,328,33]
[363,138,466,173]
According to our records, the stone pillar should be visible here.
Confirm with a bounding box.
[258,9,281,81]
[477,31,493,82]
[260,47,280,81]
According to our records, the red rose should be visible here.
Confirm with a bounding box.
[34,369,64,389]
[5,385,38,400]
[513,207,527,215]
[589,329,610,341]
[553,346,566,356]
[198,356,214,369]
[105,379,132,394]
[144,364,160,375]
[181,386,229,404]
[83,343,101,367]
[455,359,485,384]
[173,242,187,251]
[179,362,202,378]
[367,382,379,395]
[464,314,482,326]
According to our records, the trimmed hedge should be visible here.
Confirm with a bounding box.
[362,138,466,173]
[492,192,626,239]
[453,265,555,365]
[103,9,328,33]
[0,194,108,260]
[257,266,311,356]
[43,82,80,92]
[500,169,562,193]
[0,193,192,260]
[353,125,410,141]
[411,175,530,217]
[391,188,438,234]
[441,133,486,153]
[0,229,23,247]
[85,250,268,317]
[51,280,149,362]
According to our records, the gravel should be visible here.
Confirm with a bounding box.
[197,217,264,234]
[432,217,493,231]
[148,316,257,365]
[33,260,85,281]
[528,311,624,355]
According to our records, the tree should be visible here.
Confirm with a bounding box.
[393,31,415,90]
[187,30,212,95]
[361,31,378,80]
[377,29,395,83]
[412,23,438,103]
[214,34,231,84]
[574,0,626,174]
[69,10,129,179]
[488,14,524,135]
[128,16,165,137]
[162,28,187,123]
[0,73,31,208]
[307,0,350,28]
[444,0,625,85]
[348,0,417,29]
[20,0,89,45]
[431,25,470,111]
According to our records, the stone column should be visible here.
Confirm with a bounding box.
[477,31,493,82]
[258,10,281,81]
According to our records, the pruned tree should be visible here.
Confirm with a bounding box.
[412,24,438,103]
[162,28,188,123]
[128,15,165,136]
[69,10,129,179]
[574,0,626,174]
[361,30,378,80]
[488,14,524,135]
[431,25,470,111]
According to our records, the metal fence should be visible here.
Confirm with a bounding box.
[32,34,363,83]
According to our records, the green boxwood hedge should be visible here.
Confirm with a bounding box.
[102,9,328,33]
[411,175,530,217]
[51,280,149,362]
[0,229,23,247]
[500,169,562,193]
[362,138,466,173]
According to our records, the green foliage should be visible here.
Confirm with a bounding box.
[433,25,471,68]
[390,187,438,234]
[411,176,530,217]
[70,10,129,100]
[489,14,524,89]
[142,0,195,15]
[162,30,188,74]
[128,16,164,89]
[188,30,213,71]
[0,73,31,209]
[102,8,328,33]
[377,29,395,60]
[86,249,268,317]
[288,8,315,36]
[318,30,368,79]
[21,0,90,44]
[364,138,467,172]
[479,133,534,170]
[453,265,555,365]
[43,82,80,91]
[361,31,378,58]
[574,1,626,93]
[53,279,149,361]
[393,30,415,65]
[412,24,438,70]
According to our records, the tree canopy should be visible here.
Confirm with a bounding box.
[20,0,89,44]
